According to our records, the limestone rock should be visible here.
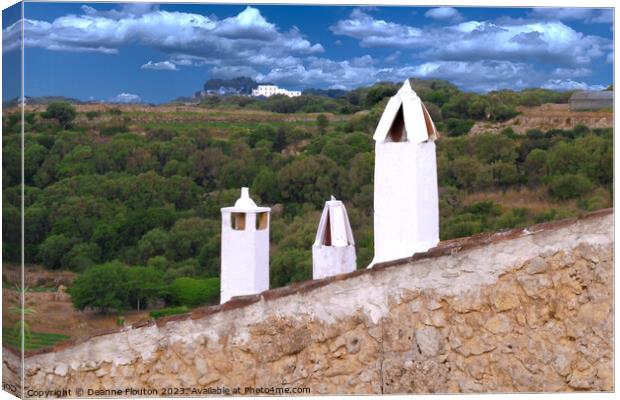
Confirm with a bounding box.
[484,314,512,334]
[415,326,443,357]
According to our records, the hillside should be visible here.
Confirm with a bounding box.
[470,104,613,135]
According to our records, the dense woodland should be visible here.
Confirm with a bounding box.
[2,79,613,314]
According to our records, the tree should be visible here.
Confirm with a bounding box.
[270,249,312,287]
[524,149,548,186]
[63,242,101,271]
[252,167,280,204]
[348,152,374,191]
[38,234,75,269]
[278,155,348,207]
[452,156,491,191]
[69,261,130,313]
[137,228,169,263]
[41,102,76,129]
[165,218,214,261]
[127,267,165,311]
[491,162,520,190]
[316,114,329,135]
[549,174,593,200]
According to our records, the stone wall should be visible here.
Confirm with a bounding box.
[4,210,613,396]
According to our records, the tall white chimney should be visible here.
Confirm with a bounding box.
[220,187,270,303]
[312,196,356,279]
[370,79,440,267]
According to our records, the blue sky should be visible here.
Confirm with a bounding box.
[2,3,614,103]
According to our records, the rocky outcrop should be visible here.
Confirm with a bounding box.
[3,210,613,396]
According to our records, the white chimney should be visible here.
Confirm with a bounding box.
[312,196,356,279]
[369,79,440,267]
[220,187,270,303]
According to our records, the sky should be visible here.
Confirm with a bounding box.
[2,3,615,104]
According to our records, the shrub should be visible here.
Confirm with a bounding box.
[548,174,593,200]
[85,111,102,120]
[150,306,189,319]
[167,277,220,307]
[445,118,474,136]
[41,102,76,129]
[99,124,129,136]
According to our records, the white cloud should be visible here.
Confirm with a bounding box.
[400,60,540,92]
[386,51,401,63]
[254,57,543,93]
[330,9,423,47]
[530,8,612,24]
[551,67,591,78]
[255,56,383,89]
[109,93,142,103]
[210,65,259,79]
[141,60,178,71]
[541,79,606,91]
[425,7,463,22]
[606,52,613,63]
[2,5,324,67]
[331,11,610,66]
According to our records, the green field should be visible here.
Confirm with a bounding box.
[2,328,70,350]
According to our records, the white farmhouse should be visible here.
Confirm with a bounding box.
[252,84,302,98]
[369,79,440,267]
[220,187,270,303]
[312,196,356,279]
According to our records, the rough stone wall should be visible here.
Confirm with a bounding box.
[5,211,613,396]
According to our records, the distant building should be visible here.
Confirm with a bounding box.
[252,85,301,98]
[569,91,613,111]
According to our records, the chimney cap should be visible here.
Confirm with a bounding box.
[372,79,439,144]
[222,187,270,213]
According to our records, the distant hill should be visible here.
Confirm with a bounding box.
[302,88,348,98]
[3,95,84,108]
[200,77,262,96]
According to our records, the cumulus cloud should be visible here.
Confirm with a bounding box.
[2,5,611,94]
[141,60,178,71]
[254,57,540,93]
[425,7,463,22]
[2,5,324,67]
[255,56,381,89]
[551,67,591,78]
[109,93,142,103]
[330,9,423,47]
[541,79,606,91]
[210,65,259,79]
[331,10,609,66]
[530,8,612,24]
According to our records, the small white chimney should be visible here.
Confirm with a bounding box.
[370,79,440,267]
[220,187,270,303]
[312,196,356,279]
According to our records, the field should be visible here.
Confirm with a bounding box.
[2,328,69,351]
